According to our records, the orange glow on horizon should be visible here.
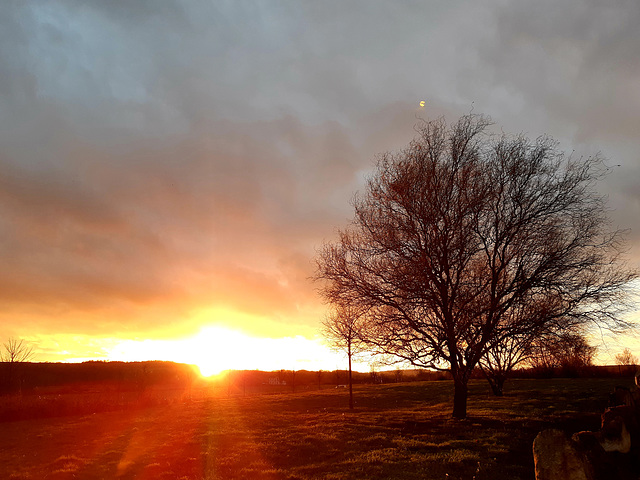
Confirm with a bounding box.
[103,326,361,374]
[22,307,402,373]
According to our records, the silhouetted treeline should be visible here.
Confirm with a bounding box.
[2,361,636,398]
[0,362,450,396]
[0,360,196,394]
[512,364,638,380]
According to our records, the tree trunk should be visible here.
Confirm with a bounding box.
[487,375,505,396]
[348,350,354,410]
[481,368,506,397]
[452,376,468,419]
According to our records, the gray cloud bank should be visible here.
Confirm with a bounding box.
[1,1,639,338]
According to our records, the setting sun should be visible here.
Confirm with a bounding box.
[189,327,249,376]
[103,325,351,375]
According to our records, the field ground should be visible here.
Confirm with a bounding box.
[0,377,632,480]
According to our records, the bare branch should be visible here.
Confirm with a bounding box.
[1,337,34,363]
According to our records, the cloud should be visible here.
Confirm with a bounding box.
[471,0,640,259]
[0,111,372,333]
[477,1,639,140]
[1,0,639,349]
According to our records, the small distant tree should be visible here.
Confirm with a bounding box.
[1,338,34,364]
[527,333,596,377]
[479,297,586,395]
[615,348,637,376]
[615,348,637,367]
[555,334,596,375]
[1,338,34,393]
[321,303,367,409]
[479,333,531,396]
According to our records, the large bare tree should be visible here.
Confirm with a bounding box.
[321,303,367,409]
[315,114,636,419]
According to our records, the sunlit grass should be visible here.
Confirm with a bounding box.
[0,377,632,479]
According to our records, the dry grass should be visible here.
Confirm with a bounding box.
[0,377,630,479]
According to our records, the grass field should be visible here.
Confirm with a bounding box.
[0,377,632,480]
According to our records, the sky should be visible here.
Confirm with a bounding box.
[1,0,640,371]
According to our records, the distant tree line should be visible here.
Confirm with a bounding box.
[0,357,196,394]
